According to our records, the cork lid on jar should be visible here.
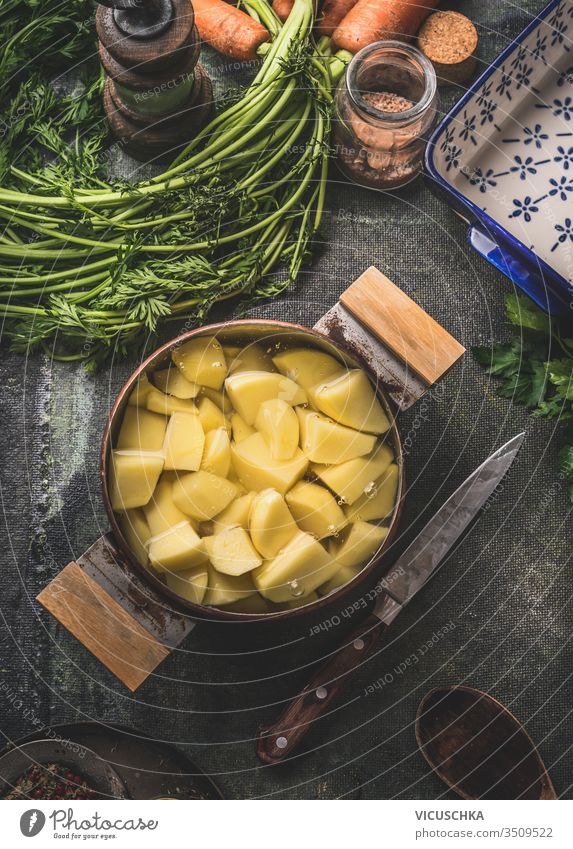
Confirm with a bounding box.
[417,11,478,87]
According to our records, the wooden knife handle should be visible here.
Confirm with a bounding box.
[256,613,386,764]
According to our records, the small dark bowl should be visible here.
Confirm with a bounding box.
[0,739,126,800]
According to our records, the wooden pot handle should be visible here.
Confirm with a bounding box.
[256,614,386,765]
[37,534,195,691]
[314,267,465,411]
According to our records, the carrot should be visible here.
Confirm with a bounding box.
[193,0,271,62]
[315,0,358,36]
[332,0,440,53]
[272,0,294,21]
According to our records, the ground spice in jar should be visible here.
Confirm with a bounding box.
[334,43,439,191]
[339,91,422,189]
[361,92,414,113]
[3,763,100,800]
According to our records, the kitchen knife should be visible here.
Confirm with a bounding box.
[256,433,525,764]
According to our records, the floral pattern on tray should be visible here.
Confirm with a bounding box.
[431,0,573,288]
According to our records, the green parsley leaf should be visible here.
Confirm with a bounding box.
[559,445,573,479]
[505,293,551,332]
[474,296,573,502]
[546,359,573,400]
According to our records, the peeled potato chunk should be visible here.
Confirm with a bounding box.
[254,531,337,603]
[222,344,241,362]
[154,368,199,399]
[117,509,150,566]
[328,521,388,570]
[172,470,239,520]
[255,398,299,460]
[200,427,231,478]
[231,433,308,494]
[208,526,262,576]
[147,521,208,573]
[318,562,362,596]
[309,369,390,434]
[204,567,256,606]
[225,593,275,614]
[128,372,153,406]
[285,481,347,539]
[312,443,393,505]
[226,343,274,374]
[197,396,231,434]
[225,371,307,425]
[144,476,193,536]
[114,336,400,613]
[116,406,167,452]
[213,491,256,533]
[297,407,376,464]
[201,387,234,414]
[109,450,164,511]
[272,347,343,391]
[163,411,205,472]
[165,566,209,605]
[249,489,298,559]
[231,413,255,443]
[146,387,198,416]
[172,336,227,390]
[344,463,399,523]
[227,468,247,495]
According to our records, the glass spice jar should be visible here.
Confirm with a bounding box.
[334,41,439,191]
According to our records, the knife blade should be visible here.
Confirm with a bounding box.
[256,434,525,764]
[375,432,525,625]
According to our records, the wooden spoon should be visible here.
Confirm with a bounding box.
[416,686,557,800]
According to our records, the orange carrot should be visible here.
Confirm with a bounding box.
[272,0,294,21]
[333,0,440,52]
[315,0,358,36]
[193,0,271,62]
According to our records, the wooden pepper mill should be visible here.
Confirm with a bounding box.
[96,0,213,160]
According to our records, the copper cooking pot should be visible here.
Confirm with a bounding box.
[37,267,464,691]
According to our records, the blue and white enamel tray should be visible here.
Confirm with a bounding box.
[425,0,573,315]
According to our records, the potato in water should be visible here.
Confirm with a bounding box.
[110,336,399,611]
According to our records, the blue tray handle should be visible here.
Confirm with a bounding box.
[469,224,567,316]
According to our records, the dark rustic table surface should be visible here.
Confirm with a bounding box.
[1,0,572,801]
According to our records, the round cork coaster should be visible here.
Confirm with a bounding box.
[417,11,478,87]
